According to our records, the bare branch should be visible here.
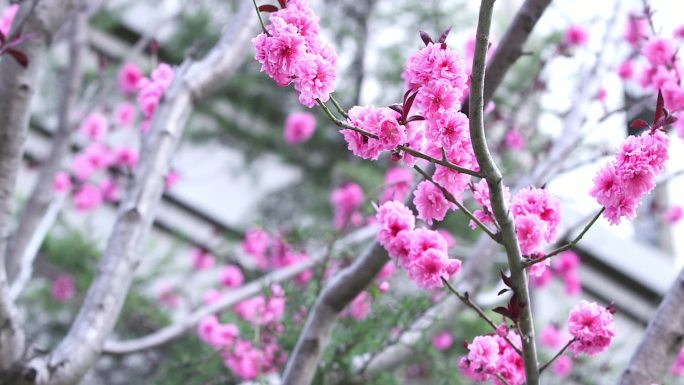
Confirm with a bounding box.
[461,0,552,114]
[5,0,87,289]
[103,226,376,355]
[281,241,389,385]
[0,0,77,373]
[618,267,684,385]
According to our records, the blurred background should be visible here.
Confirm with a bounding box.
[7,0,684,383]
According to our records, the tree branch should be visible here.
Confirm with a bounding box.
[5,0,87,289]
[0,0,77,374]
[19,4,260,384]
[461,0,552,114]
[102,226,376,355]
[469,1,540,384]
[618,267,684,385]
[281,241,389,385]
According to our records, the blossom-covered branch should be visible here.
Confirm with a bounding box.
[103,226,376,354]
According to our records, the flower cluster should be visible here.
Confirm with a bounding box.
[252,0,337,107]
[530,250,582,296]
[567,300,616,356]
[380,167,414,203]
[331,182,365,230]
[54,61,179,213]
[510,186,562,256]
[197,284,287,380]
[459,331,526,385]
[376,201,461,289]
[51,274,76,303]
[241,227,312,286]
[284,111,316,144]
[590,130,669,225]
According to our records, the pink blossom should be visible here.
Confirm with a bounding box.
[99,179,120,203]
[511,186,562,244]
[117,63,144,94]
[407,248,460,289]
[253,17,308,86]
[471,179,511,229]
[671,346,684,375]
[80,113,109,142]
[564,271,582,296]
[203,289,222,305]
[460,335,500,381]
[53,172,72,193]
[403,42,468,102]
[378,281,390,292]
[197,315,220,343]
[376,200,415,256]
[436,229,456,248]
[554,251,580,276]
[540,324,566,349]
[165,170,181,190]
[643,38,676,66]
[591,131,669,225]
[552,355,573,378]
[294,52,337,107]
[432,330,454,351]
[413,180,454,225]
[625,14,649,47]
[191,247,215,270]
[157,283,182,308]
[567,300,616,356]
[0,4,18,38]
[342,106,404,160]
[344,291,372,320]
[331,182,364,230]
[618,60,635,79]
[74,184,102,212]
[564,25,589,47]
[115,102,137,127]
[152,63,174,90]
[284,112,316,144]
[113,146,139,168]
[51,274,76,302]
[432,166,470,203]
[416,79,459,119]
[505,130,526,150]
[515,214,545,255]
[220,265,244,288]
[381,167,414,203]
[242,228,271,269]
[665,205,684,224]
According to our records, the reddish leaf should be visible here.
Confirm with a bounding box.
[278,0,287,8]
[406,115,425,123]
[258,4,279,12]
[419,30,433,46]
[7,49,28,68]
[629,119,650,129]
[403,90,418,119]
[500,271,514,289]
[654,89,665,125]
[666,115,678,125]
[493,307,513,319]
[388,104,403,114]
[497,288,510,296]
[438,27,452,44]
[0,30,5,45]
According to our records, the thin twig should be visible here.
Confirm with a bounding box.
[251,0,269,35]
[329,94,349,119]
[495,373,513,385]
[539,338,576,373]
[441,277,523,357]
[413,165,498,241]
[523,207,605,268]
